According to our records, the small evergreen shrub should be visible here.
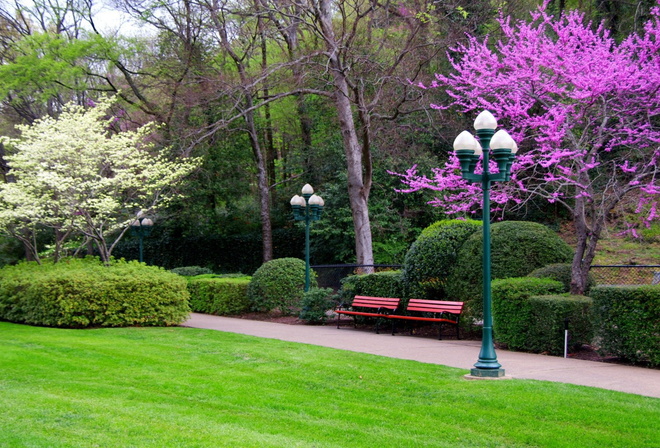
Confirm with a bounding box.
[339,271,404,304]
[299,287,336,324]
[492,277,565,350]
[187,276,251,315]
[171,266,214,276]
[247,258,316,315]
[447,221,574,320]
[0,257,190,328]
[402,219,481,300]
[528,263,596,293]
[591,285,660,366]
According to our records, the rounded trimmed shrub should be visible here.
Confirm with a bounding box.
[247,258,317,315]
[402,219,481,300]
[447,221,573,320]
[528,263,596,294]
[0,257,190,328]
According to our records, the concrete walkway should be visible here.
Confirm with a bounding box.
[183,313,660,399]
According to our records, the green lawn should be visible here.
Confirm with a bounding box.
[1,322,658,447]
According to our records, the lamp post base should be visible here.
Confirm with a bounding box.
[468,368,506,378]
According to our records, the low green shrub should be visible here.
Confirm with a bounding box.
[591,285,660,366]
[298,287,336,324]
[0,257,190,328]
[492,277,566,351]
[170,266,214,276]
[339,271,404,304]
[187,277,251,316]
[528,263,596,293]
[247,258,315,315]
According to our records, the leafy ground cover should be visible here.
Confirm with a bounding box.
[1,322,658,447]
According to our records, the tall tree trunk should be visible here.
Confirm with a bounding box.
[317,0,374,266]
[210,1,273,264]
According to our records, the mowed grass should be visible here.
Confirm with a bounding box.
[0,322,658,448]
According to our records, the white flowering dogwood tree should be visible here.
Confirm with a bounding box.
[0,97,200,263]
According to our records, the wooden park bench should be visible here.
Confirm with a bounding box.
[388,299,464,340]
[335,296,400,334]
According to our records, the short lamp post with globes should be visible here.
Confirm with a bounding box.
[453,110,519,378]
[290,184,324,292]
[130,213,154,263]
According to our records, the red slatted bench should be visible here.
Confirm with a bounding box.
[388,299,463,340]
[335,295,400,334]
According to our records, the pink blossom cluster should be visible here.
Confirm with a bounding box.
[395,5,660,228]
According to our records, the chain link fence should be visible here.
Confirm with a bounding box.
[312,264,660,291]
[589,265,660,286]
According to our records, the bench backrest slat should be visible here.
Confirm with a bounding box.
[352,296,400,310]
[406,299,463,314]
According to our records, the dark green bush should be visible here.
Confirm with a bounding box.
[402,219,481,300]
[492,277,566,350]
[339,270,404,304]
[0,257,190,328]
[171,266,214,276]
[528,263,596,293]
[187,276,251,315]
[247,258,316,315]
[299,287,336,324]
[591,285,660,366]
[447,221,574,319]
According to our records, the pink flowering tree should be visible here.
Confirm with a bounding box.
[393,6,660,294]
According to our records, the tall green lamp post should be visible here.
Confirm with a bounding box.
[453,110,518,378]
[290,184,324,292]
[130,214,154,263]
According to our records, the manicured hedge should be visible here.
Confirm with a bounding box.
[0,258,190,328]
[591,285,660,366]
[492,277,580,354]
[187,276,251,315]
[339,271,404,304]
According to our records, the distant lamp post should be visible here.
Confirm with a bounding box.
[130,214,154,263]
[290,184,324,292]
[453,110,518,378]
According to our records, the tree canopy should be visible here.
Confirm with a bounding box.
[393,5,660,293]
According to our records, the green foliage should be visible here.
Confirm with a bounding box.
[492,278,572,353]
[528,263,596,293]
[0,257,190,327]
[170,266,214,276]
[247,258,316,315]
[113,227,305,275]
[339,271,404,304]
[447,221,574,319]
[591,285,660,366]
[298,287,336,324]
[402,219,481,300]
[187,277,251,316]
